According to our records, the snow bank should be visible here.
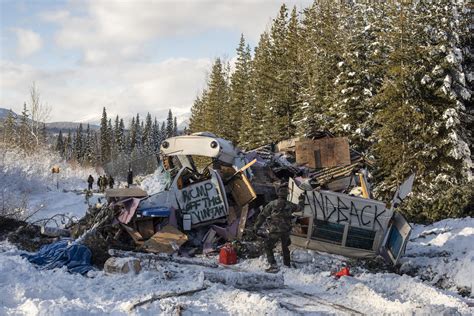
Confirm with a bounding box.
[0,148,97,221]
[402,217,474,293]
[0,148,95,195]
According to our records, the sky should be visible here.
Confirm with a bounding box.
[0,0,312,123]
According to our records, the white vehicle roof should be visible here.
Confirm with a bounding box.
[160,132,239,165]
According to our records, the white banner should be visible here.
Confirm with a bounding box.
[177,179,227,224]
[289,178,392,231]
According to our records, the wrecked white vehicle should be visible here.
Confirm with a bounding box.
[288,175,414,265]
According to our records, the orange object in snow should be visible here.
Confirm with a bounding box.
[219,243,237,265]
[334,267,351,279]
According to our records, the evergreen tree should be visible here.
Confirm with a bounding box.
[2,109,16,146]
[152,118,161,152]
[373,2,472,221]
[204,58,231,138]
[65,130,73,161]
[329,2,389,153]
[19,103,31,151]
[160,121,166,142]
[189,94,207,132]
[251,32,274,147]
[237,53,258,149]
[130,117,137,151]
[283,6,302,139]
[74,123,84,162]
[55,130,65,156]
[143,112,153,152]
[264,4,301,141]
[173,116,178,136]
[296,1,344,137]
[166,110,174,138]
[135,114,143,151]
[84,124,94,164]
[108,118,113,148]
[114,116,125,152]
[100,107,110,163]
[229,34,252,145]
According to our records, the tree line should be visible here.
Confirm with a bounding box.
[189,1,473,222]
[1,104,181,177]
[54,108,179,165]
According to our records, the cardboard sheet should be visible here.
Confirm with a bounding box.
[142,225,188,254]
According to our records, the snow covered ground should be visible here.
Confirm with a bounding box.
[0,148,97,223]
[1,224,473,315]
[1,151,473,315]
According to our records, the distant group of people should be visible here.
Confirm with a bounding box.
[87,174,114,193]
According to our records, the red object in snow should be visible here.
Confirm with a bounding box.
[334,267,351,279]
[219,243,237,265]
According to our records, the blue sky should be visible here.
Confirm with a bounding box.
[0,0,312,123]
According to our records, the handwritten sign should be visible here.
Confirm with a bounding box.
[178,179,227,224]
[288,178,392,231]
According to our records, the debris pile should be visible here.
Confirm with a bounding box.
[16,131,415,275]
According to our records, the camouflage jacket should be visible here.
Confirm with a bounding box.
[254,198,300,234]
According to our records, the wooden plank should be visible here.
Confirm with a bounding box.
[105,187,147,199]
[236,204,249,240]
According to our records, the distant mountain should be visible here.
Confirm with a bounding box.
[0,108,19,121]
[176,112,190,130]
[0,107,189,132]
[0,107,99,133]
[45,122,100,133]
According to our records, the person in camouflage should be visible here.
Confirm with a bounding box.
[253,184,305,271]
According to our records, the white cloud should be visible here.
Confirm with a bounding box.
[42,0,312,65]
[12,28,43,58]
[1,1,314,122]
[0,57,212,122]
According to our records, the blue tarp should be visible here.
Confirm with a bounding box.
[22,240,93,274]
[138,206,171,218]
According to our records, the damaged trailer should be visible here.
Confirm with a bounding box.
[287,176,414,265]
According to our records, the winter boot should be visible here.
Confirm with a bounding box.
[265,264,280,273]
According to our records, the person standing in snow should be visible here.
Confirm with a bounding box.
[97,176,102,192]
[127,168,133,188]
[103,176,109,192]
[108,175,114,189]
[98,175,106,193]
[252,183,305,272]
[87,175,94,191]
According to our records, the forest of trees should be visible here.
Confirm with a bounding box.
[189,1,473,222]
[1,106,181,177]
